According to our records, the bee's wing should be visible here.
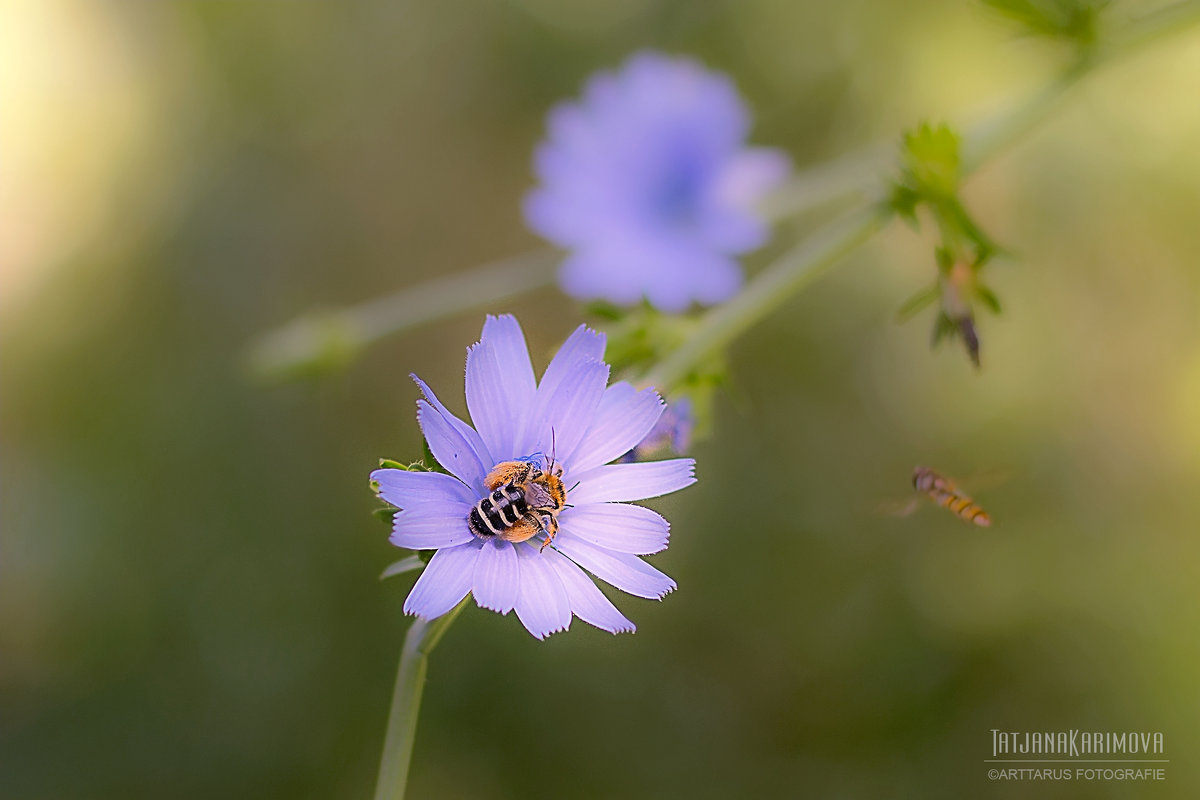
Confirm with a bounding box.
[524,481,553,509]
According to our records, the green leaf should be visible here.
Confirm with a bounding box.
[934,246,955,274]
[888,184,921,226]
[895,285,941,323]
[380,555,425,581]
[976,284,1003,315]
[931,312,958,346]
[419,441,449,474]
[980,0,1109,46]
[584,300,625,321]
[900,122,962,201]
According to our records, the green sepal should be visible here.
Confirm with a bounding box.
[976,283,1003,315]
[931,312,959,346]
[380,555,425,581]
[889,184,922,228]
[374,506,398,525]
[934,246,955,274]
[895,284,941,323]
[584,300,626,322]
[930,312,981,368]
[899,122,962,203]
[980,0,1108,47]
[420,440,448,474]
[604,304,700,376]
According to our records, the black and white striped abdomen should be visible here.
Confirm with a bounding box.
[467,484,529,538]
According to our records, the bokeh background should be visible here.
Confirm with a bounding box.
[4,1,1200,798]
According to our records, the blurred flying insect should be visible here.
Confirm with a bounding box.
[910,466,992,527]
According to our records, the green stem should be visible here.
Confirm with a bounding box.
[760,141,891,222]
[1098,0,1200,61]
[373,598,470,800]
[249,0,1200,385]
[642,203,892,392]
[246,250,559,381]
[642,0,1200,392]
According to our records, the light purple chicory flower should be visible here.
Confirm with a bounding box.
[524,51,791,313]
[371,315,695,639]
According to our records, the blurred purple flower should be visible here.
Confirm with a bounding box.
[370,315,695,639]
[621,396,695,462]
[525,52,791,312]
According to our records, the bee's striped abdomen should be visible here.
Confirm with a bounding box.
[467,484,529,538]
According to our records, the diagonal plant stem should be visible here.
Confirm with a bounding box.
[248,2,1200,385]
[642,0,1200,393]
[641,203,892,392]
[247,250,560,381]
[373,597,470,800]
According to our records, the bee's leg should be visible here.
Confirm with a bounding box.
[497,516,539,544]
[537,515,558,553]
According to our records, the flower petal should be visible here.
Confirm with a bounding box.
[371,468,476,509]
[403,542,481,619]
[569,458,696,505]
[465,341,514,461]
[558,250,645,306]
[482,314,537,406]
[559,503,670,555]
[390,506,475,550]
[512,542,572,639]
[569,382,664,473]
[522,52,786,313]
[472,538,519,614]
[465,316,538,460]
[701,147,792,252]
[678,253,743,307]
[413,375,490,490]
[513,324,606,457]
[414,376,491,462]
[536,323,604,392]
[543,548,635,634]
[553,534,676,600]
[523,358,610,468]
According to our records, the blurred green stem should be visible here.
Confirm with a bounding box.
[374,598,469,800]
[760,142,889,221]
[247,250,558,381]
[250,0,1200,384]
[642,203,891,391]
[642,0,1200,392]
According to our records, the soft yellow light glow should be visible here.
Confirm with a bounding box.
[0,0,158,311]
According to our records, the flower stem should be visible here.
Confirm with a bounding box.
[642,0,1200,393]
[373,598,470,800]
[246,250,559,381]
[642,202,892,392]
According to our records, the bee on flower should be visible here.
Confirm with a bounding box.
[370,315,696,639]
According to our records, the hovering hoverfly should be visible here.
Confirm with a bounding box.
[910,466,992,527]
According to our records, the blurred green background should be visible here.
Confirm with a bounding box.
[4,1,1200,798]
